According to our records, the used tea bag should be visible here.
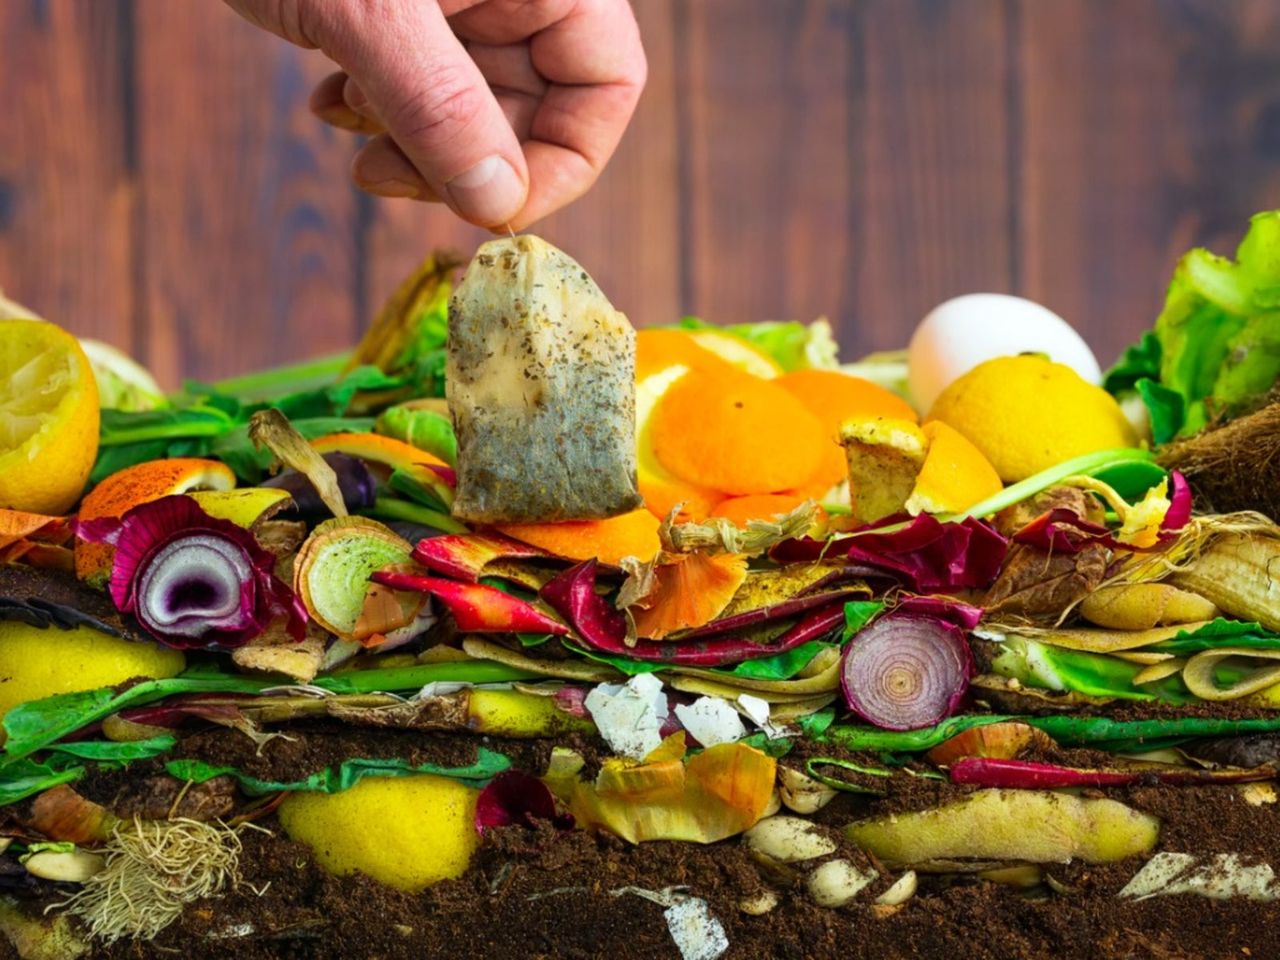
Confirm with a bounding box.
[447,236,641,523]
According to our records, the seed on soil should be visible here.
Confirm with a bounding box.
[777,766,837,815]
[24,849,105,883]
[738,888,780,915]
[806,858,878,908]
[743,815,837,864]
[875,870,918,906]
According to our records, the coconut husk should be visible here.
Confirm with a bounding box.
[1157,396,1280,521]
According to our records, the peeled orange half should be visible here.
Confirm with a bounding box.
[778,369,918,497]
[0,319,100,515]
[650,369,826,496]
[634,359,723,522]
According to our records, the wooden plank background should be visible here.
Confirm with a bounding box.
[3,0,1280,387]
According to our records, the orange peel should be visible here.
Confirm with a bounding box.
[497,508,662,567]
[630,551,748,640]
[779,369,918,496]
[74,458,236,586]
[905,421,1004,516]
[650,369,826,496]
[635,329,737,381]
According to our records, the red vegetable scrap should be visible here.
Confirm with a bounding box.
[1014,471,1193,554]
[772,515,1007,592]
[890,595,984,630]
[1163,470,1193,533]
[412,533,556,582]
[371,570,568,635]
[950,757,1277,789]
[541,560,848,667]
[1013,508,1117,554]
[840,612,974,730]
[78,496,305,650]
[475,770,574,834]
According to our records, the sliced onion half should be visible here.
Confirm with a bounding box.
[840,614,973,731]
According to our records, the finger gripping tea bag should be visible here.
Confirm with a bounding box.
[447,236,641,523]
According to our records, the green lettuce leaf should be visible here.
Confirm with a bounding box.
[47,736,177,763]
[164,748,510,796]
[0,758,85,807]
[675,317,839,371]
[720,641,830,681]
[842,600,885,641]
[1151,618,1280,655]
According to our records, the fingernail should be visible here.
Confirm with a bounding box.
[344,78,368,111]
[364,179,423,199]
[445,156,524,226]
[353,150,426,199]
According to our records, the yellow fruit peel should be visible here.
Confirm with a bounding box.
[278,775,480,892]
[846,788,1159,865]
[0,623,185,718]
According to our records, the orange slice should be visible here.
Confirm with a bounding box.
[649,369,826,496]
[75,458,236,585]
[635,361,722,522]
[906,421,1004,516]
[685,329,783,379]
[497,508,661,566]
[778,369,919,496]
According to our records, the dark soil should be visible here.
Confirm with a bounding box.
[2,724,1277,960]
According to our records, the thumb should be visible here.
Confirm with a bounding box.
[328,2,529,226]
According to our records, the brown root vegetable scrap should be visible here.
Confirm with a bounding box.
[447,236,641,523]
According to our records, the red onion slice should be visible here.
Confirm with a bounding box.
[134,537,256,639]
[840,614,973,731]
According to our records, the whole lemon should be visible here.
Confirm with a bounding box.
[279,775,480,892]
[927,355,1138,482]
[0,623,185,717]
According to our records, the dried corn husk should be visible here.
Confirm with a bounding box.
[1171,533,1280,631]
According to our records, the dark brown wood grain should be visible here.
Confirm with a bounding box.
[3,0,1280,382]
[0,1,134,347]
[1018,0,1280,365]
[853,0,1016,352]
[133,2,359,385]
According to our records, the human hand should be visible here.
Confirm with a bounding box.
[224,0,646,229]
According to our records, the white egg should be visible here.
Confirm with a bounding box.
[907,293,1102,414]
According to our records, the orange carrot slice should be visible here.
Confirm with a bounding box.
[497,509,661,566]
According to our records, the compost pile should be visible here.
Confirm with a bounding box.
[1,219,1279,960]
